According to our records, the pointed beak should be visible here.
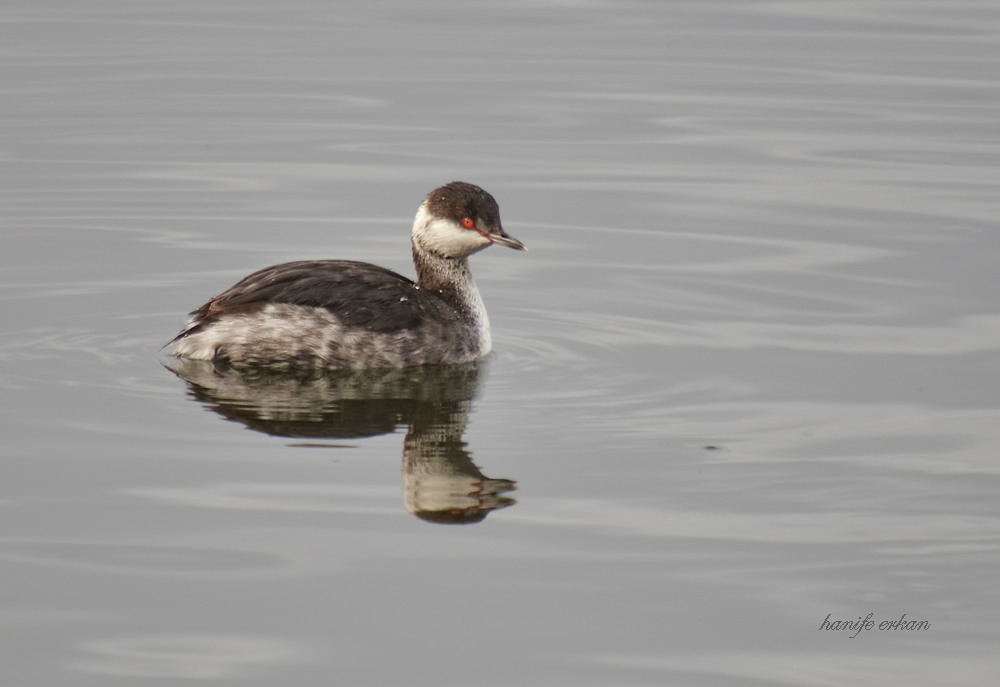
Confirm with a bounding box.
[490,229,527,251]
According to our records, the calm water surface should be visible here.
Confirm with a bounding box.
[2,1,999,685]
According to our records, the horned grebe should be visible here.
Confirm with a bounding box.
[166,182,525,368]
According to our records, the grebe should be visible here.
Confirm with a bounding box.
[166,182,525,368]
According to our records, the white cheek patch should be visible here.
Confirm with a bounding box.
[424,218,490,255]
[412,205,491,258]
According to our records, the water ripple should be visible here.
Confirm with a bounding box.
[0,539,283,577]
[75,635,300,679]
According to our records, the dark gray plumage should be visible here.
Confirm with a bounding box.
[174,260,459,340]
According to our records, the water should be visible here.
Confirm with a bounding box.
[2,1,999,684]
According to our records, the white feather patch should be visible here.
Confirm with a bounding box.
[412,203,491,258]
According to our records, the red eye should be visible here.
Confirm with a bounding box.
[461,218,475,228]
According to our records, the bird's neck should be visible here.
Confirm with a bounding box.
[412,244,483,318]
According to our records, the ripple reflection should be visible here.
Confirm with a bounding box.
[163,359,515,524]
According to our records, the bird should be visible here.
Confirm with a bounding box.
[165,181,526,368]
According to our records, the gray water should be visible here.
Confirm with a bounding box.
[2,1,999,684]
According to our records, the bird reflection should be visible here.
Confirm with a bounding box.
[162,359,515,524]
